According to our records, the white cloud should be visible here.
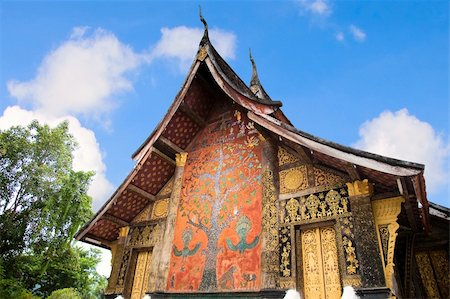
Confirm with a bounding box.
[335,32,345,42]
[7,27,146,121]
[77,241,112,277]
[0,106,114,211]
[297,0,332,17]
[353,109,449,194]
[349,25,366,42]
[151,26,236,70]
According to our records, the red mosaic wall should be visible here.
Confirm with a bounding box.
[167,105,264,292]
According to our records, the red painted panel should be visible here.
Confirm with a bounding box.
[167,107,264,292]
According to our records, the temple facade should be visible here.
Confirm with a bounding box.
[76,17,449,299]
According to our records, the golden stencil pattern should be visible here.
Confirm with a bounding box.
[128,224,162,248]
[280,166,308,194]
[131,251,152,299]
[429,250,449,298]
[132,205,152,223]
[278,147,299,166]
[261,170,280,288]
[339,217,359,275]
[151,199,169,219]
[279,227,292,277]
[416,252,440,298]
[302,229,323,299]
[283,188,349,223]
[320,227,341,299]
[378,225,389,265]
[159,179,173,197]
[314,167,345,188]
[116,249,131,287]
[302,227,341,299]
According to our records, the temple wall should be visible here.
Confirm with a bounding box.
[166,106,266,292]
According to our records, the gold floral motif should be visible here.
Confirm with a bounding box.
[339,217,359,275]
[280,166,308,194]
[416,252,441,298]
[151,199,169,219]
[262,170,280,288]
[285,198,300,222]
[131,251,151,299]
[283,188,350,224]
[305,194,320,219]
[128,223,162,248]
[314,167,345,188]
[119,226,130,238]
[342,236,359,275]
[279,227,292,277]
[325,190,341,216]
[117,249,131,287]
[278,147,299,166]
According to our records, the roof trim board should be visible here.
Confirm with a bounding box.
[248,111,423,177]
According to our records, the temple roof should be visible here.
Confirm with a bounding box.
[75,16,430,247]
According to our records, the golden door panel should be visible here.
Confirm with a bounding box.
[300,227,341,299]
[130,251,152,299]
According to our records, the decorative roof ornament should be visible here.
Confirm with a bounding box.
[249,49,272,101]
[199,6,209,46]
[249,48,261,89]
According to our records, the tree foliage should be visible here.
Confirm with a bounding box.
[0,121,106,298]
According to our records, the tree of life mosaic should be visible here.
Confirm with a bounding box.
[167,108,264,292]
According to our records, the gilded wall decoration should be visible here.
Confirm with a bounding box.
[371,196,404,289]
[116,249,131,289]
[130,251,152,299]
[132,204,152,223]
[128,223,162,248]
[278,147,299,166]
[262,170,278,252]
[283,188,349,224]
[159,179,173,197]
[429,250,449,298]
[166,108,263,292]
[339,217,359,275]
[280,166,308,194]
[313,167,345,188]
[301,227,341,299]
[151,199,169,219]
[279,227,292,278]
[415,252,441,298]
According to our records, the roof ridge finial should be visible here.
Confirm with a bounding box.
[199,6,209,43]
[249,48,260,86]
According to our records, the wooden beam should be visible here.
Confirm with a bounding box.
[127,183,156,201]
[151,147,176,165]
[158,135,184,153]
[345,163,361,181]
[398,177,418,231]
[84,234,112,248]
[179,104,207,127]
[101,214,129,227]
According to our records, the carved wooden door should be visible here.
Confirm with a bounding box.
[301,227,341,299]
[130,251,152,299]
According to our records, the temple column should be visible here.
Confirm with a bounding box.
[346,180,389,298]
[155,152,187,291]
[107,226,129,295]
[260,140,281,291]
[371,196,404,294]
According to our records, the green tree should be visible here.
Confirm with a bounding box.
[0,121,106,298]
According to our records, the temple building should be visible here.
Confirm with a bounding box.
[76,16,449,299]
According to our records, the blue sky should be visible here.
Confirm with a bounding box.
[1,0,448,274]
